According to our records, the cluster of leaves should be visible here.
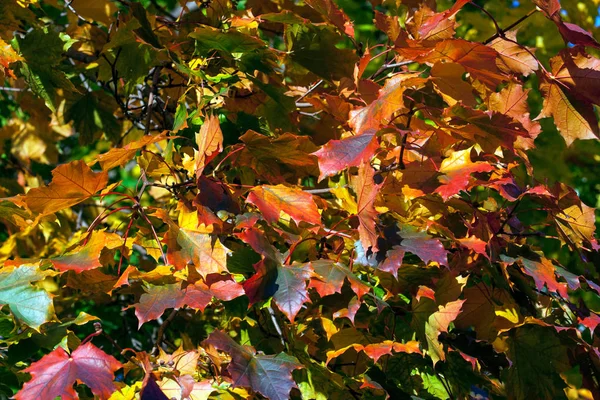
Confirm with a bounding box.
[0,0,600,399]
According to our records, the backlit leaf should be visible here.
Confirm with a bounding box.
[352,163,383,251]
[309,260,370,299]
[0,263,54,330]
[425,299,465,365]
[23,160,108,216]
[195,115,223,177]
[96,133,167,170]
[312,133,379,181]
[15,342,122,400]
[349,73,423,135]
[204,331,302,400]
[247,185,321,226]
[490,31,538,76]
[539,76,599,146]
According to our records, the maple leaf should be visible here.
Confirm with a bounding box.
[195,114,223,178]
[490,31,539,76]
[158,347,199,376]
[312,132,379,181]
[504,325,570,399]
[550,48,600,106]
[0,263,54,330]
[378,246,406,278]
[246,184,321,226]
[237,130,319,183]
[425,299,465,365]
[487,83,541,147]
[430,62,477,107]
[309,260,370,299]
[15,342,122,400]
[348,72,423,135]
[272,262,313,322]
[242,258,279,305]
[406,39,506,88]
[456,284,520,340]
[532,0,561,18]
[352,163,383,251]
[519,258,568,298]
[434,147,494,201]
[444,104,530,152]
[0,37,22,79]
[167,228,231,276]
[184,278,245,311]
[554,201,597,247]
[96,133,168,170]
[241,258,312,321]
[557,21,600,49]
[304,0,354,37]
[134,282,184,327]
[23,160,108,216]
[414,0,471,41]
[51,231,122,272]
[158,377,216,400]
[204,331,302,400]
[398,225,448,266]
[538,75,599,146]
[326,340,421,364]
[134,278,243,326]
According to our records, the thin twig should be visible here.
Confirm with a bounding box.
[267,306,286,347]
[398,102,415,170]
[145,67,162,135]
[0,86,28,92]
[483,8,537,44]
[296,79,324,103]
[303,187,338,194]
[152,308,179,355]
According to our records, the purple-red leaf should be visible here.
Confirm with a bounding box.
[204,331,302,400]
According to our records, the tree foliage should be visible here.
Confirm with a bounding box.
[0,0,600,399]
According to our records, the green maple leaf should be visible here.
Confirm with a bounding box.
[0,264,55,330]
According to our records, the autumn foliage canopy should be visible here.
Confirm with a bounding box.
[1,0,600,399]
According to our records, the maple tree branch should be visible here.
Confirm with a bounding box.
[296,79,324,103]
[473,3,549,75]
[369,60,413,80]
[495,199,522,237]
[153,308,179,355]
[434,369,455,400]
[303,187,339,194]
[266,306,286,348]
[65,0,102,28]
[468,2,504,38]
[483,8,537,44]
[398,103,416,170]
[498,230,545,237]
[144,67,162,135]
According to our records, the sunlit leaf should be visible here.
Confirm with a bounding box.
[15,342,122,400]
[204,331,303,400]
[23,160,108,216]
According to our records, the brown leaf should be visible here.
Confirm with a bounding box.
[96,133,168,170]
[490,31,538,76]
[23,160,108,216]
[538,76,599,146]
[195,114,223,178]
[352,163,383,251]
